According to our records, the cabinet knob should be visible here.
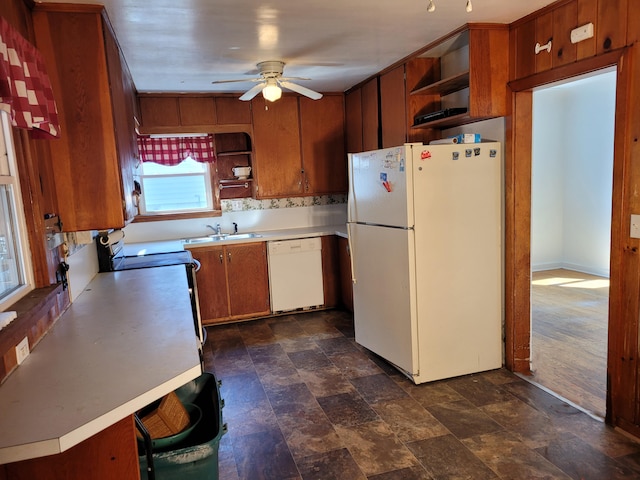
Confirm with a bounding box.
[219,253,223,264]
[228,251,232,262]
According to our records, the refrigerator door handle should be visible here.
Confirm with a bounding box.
[346,223,357,285]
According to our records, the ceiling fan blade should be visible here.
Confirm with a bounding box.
[279,76,312,82]
[211,78,263,85]
[279,80,323,100]
[239,82,266,101]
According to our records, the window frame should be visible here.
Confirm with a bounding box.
[134,134,222,222]
[0,110,34,310]
[137,158,216,215]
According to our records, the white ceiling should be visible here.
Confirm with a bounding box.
[36,0,556,95]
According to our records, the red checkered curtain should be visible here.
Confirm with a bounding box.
[137,135,217,166]
[0,17,60,139]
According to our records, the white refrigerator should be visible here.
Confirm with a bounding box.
[347,142,502,384]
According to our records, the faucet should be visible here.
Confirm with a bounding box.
[206,224,223,235]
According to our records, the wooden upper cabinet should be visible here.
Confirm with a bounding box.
[408,24,508,131]
[361,77,379,151]
[215,97,251,124]
[178,97,216,125]
[345,88,363,154]
[380,65,407,148]
[405,57,439,144]
[251,95,303,198]
[252,94,347,198]
[103,19,138,224]
[299,95,347,195]
[137,95,251,130]
[32,6,137,231]
[139,97,180,127]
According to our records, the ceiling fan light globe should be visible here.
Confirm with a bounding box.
[263,84,282,102]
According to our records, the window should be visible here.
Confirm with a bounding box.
[137,157,214,214]
[0,111,33,309]
[135,134,219,217]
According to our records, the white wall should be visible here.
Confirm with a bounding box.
[531,69,616,277]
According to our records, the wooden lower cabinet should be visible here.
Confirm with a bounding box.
[321,236,340,308]
[0,416,139,480]
[192,242,270,324]
[338,236,353,312]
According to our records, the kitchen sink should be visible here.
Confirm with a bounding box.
[223,233,263,240]
[182,233,263,244]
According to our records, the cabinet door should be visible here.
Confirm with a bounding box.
[192,246,230,323]
[103,18,137,223]
[299,95,347,195]
[32,8,126,231]
[361,78,379,151]
[338,236,353,311]
[178,97,217,125]
[380,65,406,148]
[345,88,363,154]
[251,96,303,198]
[138,97,180,127]
[215,97,251,124]
[226,243,270,317]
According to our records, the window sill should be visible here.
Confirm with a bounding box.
[133,210,222,223]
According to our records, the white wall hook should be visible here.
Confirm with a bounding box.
[535,40,552,54]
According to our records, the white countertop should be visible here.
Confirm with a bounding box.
[188,224,349,245]
[127,224,348,253]
[0,266,202,465]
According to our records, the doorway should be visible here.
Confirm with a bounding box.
[529,69,617,418]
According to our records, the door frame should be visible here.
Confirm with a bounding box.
[504,48,631,427]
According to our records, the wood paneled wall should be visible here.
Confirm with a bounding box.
[506,0,640,437]
[0,0,70,384]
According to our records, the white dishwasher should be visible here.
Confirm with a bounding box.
[267,237,324,313]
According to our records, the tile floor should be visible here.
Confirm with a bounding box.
[203,310,640,480]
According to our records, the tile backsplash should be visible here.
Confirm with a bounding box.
[221,194,346,212]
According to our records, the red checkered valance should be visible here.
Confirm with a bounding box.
[137,135,217,166]
[0,17,60,139]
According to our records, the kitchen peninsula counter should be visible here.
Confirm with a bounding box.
[0,265,202,466]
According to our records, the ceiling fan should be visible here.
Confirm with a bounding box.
[211,60,323,102]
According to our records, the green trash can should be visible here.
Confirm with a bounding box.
[138,372,227,480]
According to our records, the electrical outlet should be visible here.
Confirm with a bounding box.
[231,200,242,211]
[16,336,29,365]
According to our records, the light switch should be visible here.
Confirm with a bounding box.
[631,214,640,238]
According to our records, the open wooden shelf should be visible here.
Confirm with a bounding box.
[216,150,252,157]
[410,71,469,96]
